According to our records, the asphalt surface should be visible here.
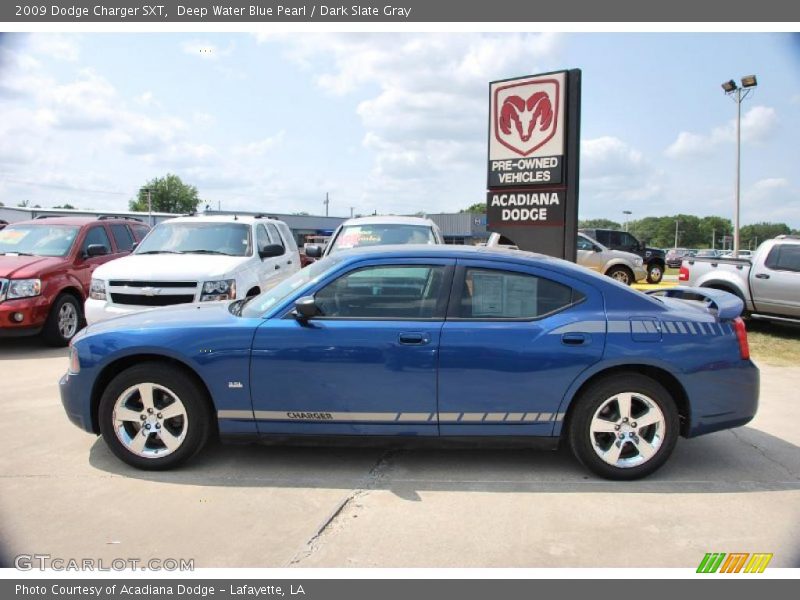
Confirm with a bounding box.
[1,337,798,568]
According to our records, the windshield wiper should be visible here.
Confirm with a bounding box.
[0,251,35,256]
[136,250,185,255]
[183,249,236,256]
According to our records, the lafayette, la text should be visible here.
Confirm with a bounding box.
[178,4,412,17]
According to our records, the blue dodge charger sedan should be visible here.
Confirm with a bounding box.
[60,245,758,479]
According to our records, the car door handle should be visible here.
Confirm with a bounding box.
[399,332,429,345]
[274,264,280,270]
[755,273,770,279]
[287,260,292,265]
[561,333,589,346]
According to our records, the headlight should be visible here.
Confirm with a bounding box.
[200,279,236,301]
[89,279,106,300]
[7,279,41,299]
[634,258,644,267]
[68,344,80,374]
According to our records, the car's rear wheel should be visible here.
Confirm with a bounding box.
[568,374,679,480]
[42,293,83,346]
[605,266,634,286]
[98,363,212,470]
[646,263,664,284]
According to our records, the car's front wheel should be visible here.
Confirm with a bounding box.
[98,363,212,470]
[605,265,634,286]
[568,374,679,480]
[646,263,664,284]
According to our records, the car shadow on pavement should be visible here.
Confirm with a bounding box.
[88,425,800,496]
[0,338,69,360]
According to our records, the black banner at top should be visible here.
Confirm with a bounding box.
[2,0,799,22]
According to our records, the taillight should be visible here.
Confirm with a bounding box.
[679,265,689,281]
[733,317,750,360]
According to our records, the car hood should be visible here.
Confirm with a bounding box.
[83,300,244,335]
[0,254,66,279]
[92,253,249,281]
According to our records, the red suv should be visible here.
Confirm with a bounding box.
[0,216,150,345]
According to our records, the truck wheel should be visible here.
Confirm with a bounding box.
[98,362,212,470]
[568,374,680,480]
[646,263,664,284]
[605,266,634,286]
[42,294,83,347]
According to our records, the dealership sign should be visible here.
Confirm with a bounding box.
[486,70,581,260]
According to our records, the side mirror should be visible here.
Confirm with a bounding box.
[259,243,285,258]
[293,296,319,320]
[86,244,108,258]
[305,245,323,258]
[593,245,602,253]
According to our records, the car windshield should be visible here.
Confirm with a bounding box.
[0,224,80,257]
[135,222,252,257]
[328,224,436,254]
[241,256,343,318]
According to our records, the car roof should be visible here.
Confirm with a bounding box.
[340,215,437,227]
[10,217,137,227]
[163,214,268,225]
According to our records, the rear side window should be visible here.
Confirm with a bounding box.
[458,268,581,319]
[277,222,298,253]
[765,244,800,272]
[131,225,150,241]
[82,226,111,254]
[315,265,447,319]
[110,224,134,252]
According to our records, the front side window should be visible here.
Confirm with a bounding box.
[328,224,437,254]
[82,226,111,254]
[577,237,595,251]
[315,265,447,319]
[266,223,284,248]
[0,225,79,257]
[458,268,580,319]
[135,222,252,257]
[256,225,270,250]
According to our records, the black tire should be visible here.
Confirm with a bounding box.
[605,265,634,286]
[42,293,83,347]
[568,374,680,480]
[98,362,212,470]
[646,262,664,284]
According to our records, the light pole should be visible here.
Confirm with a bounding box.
[622,210,632,232]
[721,74,757,258]
[674,220,680,249]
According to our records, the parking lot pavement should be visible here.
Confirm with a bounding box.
[1,340,798,568]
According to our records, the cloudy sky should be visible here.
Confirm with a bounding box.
[0,32,798,226]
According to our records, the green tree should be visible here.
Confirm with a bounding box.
[578,218,622,230]
[53,203,77,209]
[17,200,29,207]
[460,202,486,213]
[739,222,791,249]
[129,174,200,214]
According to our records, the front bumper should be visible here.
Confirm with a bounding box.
[84,298,144,325]
[59,371,96,433]
[0,295,51,336]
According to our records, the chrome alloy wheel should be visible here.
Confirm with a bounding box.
[58,302,78,339]
[611,270,631,284]
[589,392,666,468]
[112,383,188,458]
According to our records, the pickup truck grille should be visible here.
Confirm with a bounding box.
[110,293,196,307]
[107,280,198,307]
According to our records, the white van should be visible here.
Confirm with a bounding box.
[85,214,300,324]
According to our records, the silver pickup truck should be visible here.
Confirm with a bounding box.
[679,235,800,323]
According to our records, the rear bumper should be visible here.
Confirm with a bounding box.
[685,360,759,437]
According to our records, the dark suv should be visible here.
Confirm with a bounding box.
[579,228,666,284]
[0,216,150,345]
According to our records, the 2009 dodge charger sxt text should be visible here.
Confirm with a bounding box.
[59,246,759,479]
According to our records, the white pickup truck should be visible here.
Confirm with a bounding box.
[679,235,800,323]
[85,214,300,324]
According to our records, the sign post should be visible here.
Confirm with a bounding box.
[486,69,581,261]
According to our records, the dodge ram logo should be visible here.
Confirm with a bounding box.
[494,78,559,156]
